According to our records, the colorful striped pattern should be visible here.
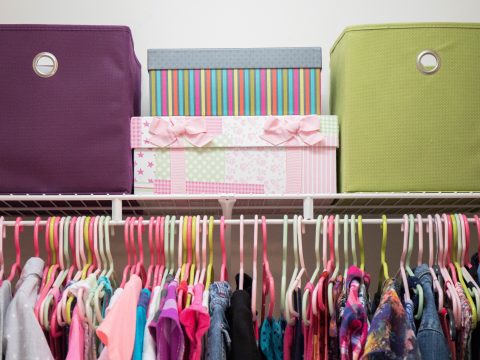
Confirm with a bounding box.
[149,68,321,116]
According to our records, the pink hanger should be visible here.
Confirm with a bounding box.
[129,217,138,275]
[239,215,244,290]
[133,217,147,284]
[154,216,165,287]
[40,217,52,289]
[475,215,480,260]
[312,215,328,316]
[462,214,471,267]
[317,215,334,312]
[87,216,97,275]
[427,215,444,311]
[252,215,258,322]
[399,215,411,302]
[443,214,458,284]
[7,217,23,282]
[33,217,41,258]
[146,217,156,290]
[416,214,424,266]
[261,216,275,322]
[120,217,132,288]
[220,216,228,282]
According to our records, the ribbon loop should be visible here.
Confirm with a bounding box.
[260,116,324,146]
[148,117,215,148]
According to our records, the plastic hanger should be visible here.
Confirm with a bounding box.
[358,215,365,271]
[312,215,333,315]
[120,217,132,288]
[168,215,176,280]
[343,214,349,281]
[205,216,214,289]
[153,216,164,287]
[80,216,93,279]
[66,217,78,283]
[302,215,323,325]
[220,216,228,282]
[452,214,478,326]
[350,215,357,267]
[145,217,156,290]
[199,215,208,286]
[280,216,288,316]
[400,215,411,303]
[186,216,199,306]
[0,217,5,284]
[177,216,192,310]
[175,216,184,281]
[377,215,389,294]
[287,215,308,321]
[97,216,108,278]
[261,215,275,322]
[7,217,22,283]
[427,215,444,312]
[159,216,170,287]
[40,217,53,289]
[476,215,480,261]
[327,215,341,317]
[284,215,299,320]
[239,215,245,290]
[406,214,424,320]
[436,214,461,329]
[252,215,258,322]
[132,216,147,284]
[193,216,202,285]
[87,216,99,275]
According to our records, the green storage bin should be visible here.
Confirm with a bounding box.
[331,23,480,192]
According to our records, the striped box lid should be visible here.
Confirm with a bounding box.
[148,47,322,70]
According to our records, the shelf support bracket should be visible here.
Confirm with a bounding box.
[303,196,314,220]
[218,197,236,278]
[112,198,123,222]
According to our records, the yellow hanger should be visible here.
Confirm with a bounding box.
[186,216,197,306]
[46,217,57,283]
[205,216,214,289]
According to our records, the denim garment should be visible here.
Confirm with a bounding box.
[414,265,449,360]
[206,281,232,360]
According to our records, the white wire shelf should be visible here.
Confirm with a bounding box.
[0,193,480,220]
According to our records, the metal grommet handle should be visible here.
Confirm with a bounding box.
[33,52,58,78]
[416,50,441,75]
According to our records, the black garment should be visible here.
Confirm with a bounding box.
[292,289,304,360]
[470,254,480,360]
[227,274,261,360]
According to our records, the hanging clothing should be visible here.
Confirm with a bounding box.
[339,266,368,360]
[149,279,184,360]
[414,265,449,360]
[66,307,85,360]
[363,278,421,360]
[292,289,304,360]
[142,285,162,360]
[227,273,261,360]
[179,283,210,360]
[97,274,142,360]
[0,280,12,357]
[132,288,151,360]
[455,282,473,360]
[206,281,232,360]
[3,257,54,360]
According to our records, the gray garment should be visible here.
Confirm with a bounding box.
[4,257,54,360]
[0,281,12,357]
[414,265,450,360]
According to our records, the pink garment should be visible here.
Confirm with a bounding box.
[179,283,210,360]
[66,307,85,360]
[97,275,142,360]
[303,282,315,360]
[283,324,294,360]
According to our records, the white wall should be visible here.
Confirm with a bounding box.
[2,0,480,115]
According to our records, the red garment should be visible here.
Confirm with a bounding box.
[283,323,294,360]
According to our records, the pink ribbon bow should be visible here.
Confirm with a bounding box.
[260,116,324,146]
[148,117,215,147]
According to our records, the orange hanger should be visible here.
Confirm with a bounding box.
[261,216,275,323]
[220,216,228,282]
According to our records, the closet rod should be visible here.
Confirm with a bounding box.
[1,216,478,227]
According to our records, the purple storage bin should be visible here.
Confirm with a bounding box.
[0,25,140,194]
